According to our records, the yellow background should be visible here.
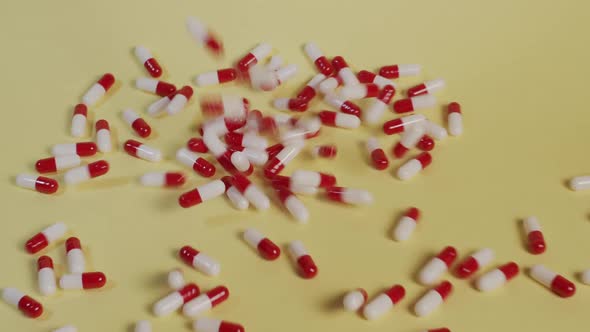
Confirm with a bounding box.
[1,0,589,331]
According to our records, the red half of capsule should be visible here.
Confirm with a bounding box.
[193,157,216,177]
[237,53,257,72]
[207,286,230,306]
[179,245,200,265]
[219,321,245,332]
[187,137,208,153]
[340,101,362,118]
[37,256,54,270]
[357,70,376,83]
[96,119,109,131]
[132,118,152,138]
[18,296,43,318]
[205,36,224,55]
[499,262,520,280]
[434,281,453,299]
[297,255,318,279]
[417,135,435,151]
[448,102,462,114]
[379,65,400,79]
[455,257,479,278]
[179,189,203,208]
[407,83,428,97]
[551,275,576,298]
[316,145,337,158]
[25,233,48,254]
[258,238,281,260]
[73,103,88,116]
[35,176,59,194]
[218,68,237,83]
[370,149,389,170]
[378,85,396,104]
[437,246,458,267]
[98,73,115,90]
[165,173,186,187]
[416,152,433,168]
[315,56,334,76]
[179,283,201,303]
[82,272,107,289]
[144,58,163,78]
[65,237,81,252]
[88,160,109,178]
[296,85,316,101]
[155,81,177,97]
[528,231,546,254]
[384,285,406,303]
[75,142,97,156]
[35,157,57,173]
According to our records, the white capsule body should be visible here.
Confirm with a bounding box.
[414,289,443,317]
[339,84,371,100]
[288,240,309,260]
[393,215,417,242]
[318,77,340,95]
[195,71,222,86]
[52,326,78,332]
[96,128,112,153]
[42,223,68,242]
[166,93,189,115]
[273,143,304,166]
[304,42,323,61]
[580,269,590,285]
[250,43,272,61]
[397,159,424,181]
[190,252,221,276]
[186,17,209,44]
[134,320,151,332]
[167,269,185,290]
[364,99,387,124]
[448,112,463,136]
[133,143,162,162]
[284,194,309,223]
[135,46,154,64]
[71,114,86,138]
[59,274,85,290]
[290,170,326,188]
[243,228,265,248]
[64,165,92,185]
[16,174,44,191]
[276,64,298,84]
[38,267,57,296]
[230,151,251,172]
[399,125,426,148]
[176,148,201,169]
[424,120,448,140]
[82,84,106,106]
[530,264,557,288]
[266,55,283,71]
[333,113,361,129]
[140,172,168,187]
[182,294,212,317]
[51,144,80,157]
[123,109,141,126]
[54,155,83,171]
[338,68,360,86]
[197,180,226,203]
[418,258,448,285]
[193,318,223,332]
[241,148,268,166]
[409,94,437,110]
[398,64,421,76]
[147,95,171,116]
[523,216,542,234]
[471,248,495,269]
[2,288,25,307]
[153,291,184,316]
[343,289,366,312]
[363,293,393,320]
[242,183,270,211]
[339,188,374,205]
[569,176,590,191]
[476,269,507,292]
[67,249,85,274]
[423,78,446,94]
[226,186,249,210]
[273,98,292,111]
[135,77,159,92]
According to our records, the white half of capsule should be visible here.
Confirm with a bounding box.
[186,16,209,43]
[524,217,542,236]
[134,320,151,332]
[16,174,41,190]
[230,151,250,172]
[570,176,590,191]
[373,75,397,89]
[96,128,112,153]
[363,293,393,320]
[273,98,291,111]
[241,148,268,166]
[82,83,106,106]
[276,64,298,84]
[38,267,57,296]
[191,252,221,276]
[400,124,426,148]
[55,155,83,170]
[243,184,270,211]
[397,159,425,181]
[123,109,141,125]
[147,95,171,116]
[167,269,185,290]
[291,183,318,195]
[341,188,374,205]
[476,268,507,292]
[166,93,189,115]
[197,180,226,202]
[243,228,265,248]
[366,137,381,153]
[471,248,495,268]
[296,116,322,133]
[580,269,590,285]
[2,288,24,307]
[393,216,417,242]
[274,143,304,164]
[52,144,81,157]
[423,78,446,94]
[288,240,309,259]
[266,55,283,71]
[364,99,387,124]
[64,165,92,185]
[176,148,201,168]
[307,73,326,88]
[226,186,249,210]
[398,64,421,76]
[193,318,222,332]
[291,170,324,188]
[59,274,85,290]
[409,94,437,110]
[135,77,159,92]
[135,45,153,64]
[423,120,448,140]
[343,290,366,312]
[418,258,448,285]
[250,43,272,60]
[448,112,463,136]
[71,114,87,138]
[52,325,78,332]
[182,294,212,317]
[333,113,361,129]
[318,77,339,95]
[66,249,85,274]
[132,143,162,162]
[195,71,222,86]
[140,172,168,187]
[324,94,346,109]
[304,42,322,61]
[339,68,360,87]
[284,195,309,223]
[339,84,369,100]
[530,264,557,288]
[153,290,185,316]
[42,222,68,242]
[414,289,443,317]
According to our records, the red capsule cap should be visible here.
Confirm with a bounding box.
[427,328,450,332]
[407,83,428,97]
[405,207,420,220]
[270,175,291,189]
[341,101,361,118]
[393,98,414,113]
[230,174,251,193]
[97,73,115,90]
[263,157,285,179]
[416,152,433,168]
[318,111,337,126]
[87,160,109,178]
[65,237,81,252]
[455,257,479,278]
[297,85,316,101]
[237,53,257,72]
[384,285,406,303]
[331,56,349,71]
[218,68,237,83]
[498,262,519,280]
[132,118,152,138]
[76,142,97,156]
[179,246,200,265]
[205,36,223,55]
[82,272,107,289]
[219,321,245,332]
[178,188,203,208]
[37,256,54,270]
[177,86,194,99]
[155,81,177,97]
[382,118,404,135]
[144,58,162,78]
[187,137,209,153]
[266,143,284,159]
[288,98,308,112]
[35,176,59,194]
[297,255,318,279]
[437,246,458,266]
[392,142,409,158]
[35,157,57,173]
[275,186,294,204]
[378,85,396,104]
[225,132,244,147]
[357,70,376,83]
[434,281,453,299]
[528,231,546,254]
[314,56,334,76]
[217,152,239,174]
[193,157,216,177]
[364,84,380,98]
[18,296,43,318]
[207,286,230,306]
[258,238,281,260]
[179,283,201,303]
[448,102,462,114]
[370,149,389,170]
[95,119,110,131]
[417,135,435,152]
[379,65,400,79]
[316,145,337,158]
[25,233,49,254]
[551,275,576,298]
[124,139,142,157]
[73,104,87,116]
[318,172,337,188]
[164,172,186,187]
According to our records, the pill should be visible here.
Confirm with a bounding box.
[225,132,268,150]
[340,83,380,100]
[167,269,185,290]
[275,64,298,85]
[324,94,362,118]
[414,281,453,317]
[52,325,78,332]
[193,318,245,332]
[291,116,322,139]
[417,135,435,151]
[312,145,337,159]
[230,174,270,210]
[365,137,389,170]
[318,111,361,129]
[178,180,226,208]
[325,187,373,205]
[530,264,575,298]
[153,283,200,316]
[215,149,252,175]
[275,186,309,223]
[176,148,216,177]
[424,120,448,140]
[82,73,115,106]
[304,42,333,76]
[271,175,318,195]
[273,98,308,112]
[70,104,88,138]
[247,64,279,91]
[187,137,209,153]
[343,288,368,312]
[362,285,405,320]
[166,86,193,115]
[332,56,360,86]
[263,142,304,178]
[95,120,112,152]
[364,85,396,124]
[447,102,463,136]
[266,143,284,159]
[195,68,237,86]
[475,262,519,292]
[266,55,283,71]
[523,216,547,254]
[16,174,58,194]
[147,90,177,116]
[183,286,229,317]
[296,73,326,101]
[60,272,107,290]
[134,46,162,78]
[123,109,152,138]
[141,172,186,188]
[179,245,221,276]
[356,70,396,89]
[580,269,590,284]
[288,240,318,279]
[383,114,426,135]
[397,152,432,180]
[318,76,343,95]
[220,176,249,210]
[393,95,437,113]
[392,125,426,158]
[569,176,590,191]
[135,77,176,96]
[52,142,97,157]
[65,237,85,274]
[291,170,336,188]
[64,160,109,185]
[233,146,268,166]
[418,246,457,285]
[186,17,223,55]
[2,288,43,318]
[455,248,495,278]
[36,155,82,173]
[378,64,421,78]
[237,43,272,72]
[25,223,68,254]
[134,320,151,332]
[393,207,420,241]
[243,228,281,260]
[37,256,57,296]
[407,78,445,97]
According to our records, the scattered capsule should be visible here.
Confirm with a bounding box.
[175,148,215,177]
[187,137,209,153]
[263,142,304,178]
[364,85,396,124]
[332,56,359,86]
[407,78,445,97]
[70,104,88,138]
[393,95,437,113]
[296,73,326,101]
[324,94,362,118]
[237,43,272,72]
[318,110,361,129]
[325,187,373,205]
[135,46,162,78]
[418,246,457,285]
[95,120,112,152]
[357,70,396,88]
[186,17,223,55]
[318,76,343,95]
[82,73,115,106]
[147,90,177,116]
[379,64,421,78]
[569,176,590,191]
[271,175,318,195]
[167,269,186,290]
[220,176,249,210]
[447,102,463,136]
[424,120,448,140]
[153,283,200,316]
[52,142,97,157]
[235,146,268,166]
[53,325,78,332]
[243,228,281,260]
[193,318,245,332]
[523,216,546,254]
[183,286,229,317]
[123,109,152,138]
[37,256,57,296]
[135,77,176,96]
[365,137,389,170]
[288,240,318,279]
[178,180,226,208]
[60,272,107,290]
[134,320,151,332]
[230,174,270,210]
[397,152,432,180]
[273,97,308,112]
[312,145,337,159]
[580,269,590,285]
[195,68,237,87]
[36,155,82,173]
[179,245,221,276]
[383,114,426,135]
[64,160,109,185]
[414,281,453,317]
[2,288,43,318]
[530,265,575,298]
[65,237,85,274]
[141,172,185,188]
[16,174,58,194]
[343,288,368,312]
[266,55,283,71]
[392,125,426,158]
[455,248,495,278]
[340,83,380,100]
[417,135,436,151]
[291,170,336,189]
[476,262,519,292]
[225,132,268,150]
[304,42,333,76]
[166,86,193,115]
[201,96,249,124]
[275,186,309,223]
[25,222,68,254]
[393,207,420,241]
[362,285,405,320]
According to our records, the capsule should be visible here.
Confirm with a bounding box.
[25,222,68,254]
[123,109,152,138]
[318,76,343,95]
[318,110,361,129]
[164,269,186,291]
[134,320,151,332]
[178,180,226,208]
[147,90,177,116]
[324,94,362,118]
[220,176,249,210]
[186,17,223,55]
[37,256,57,296]
[475,262,519,292]
[424,120,448,140]
[193,67,238,86]
[237,43,272,72]
[183,286,229,317]
[175,148,216,177]
[340,83,380,100]
[523,216,546,254]
[418,246,457,285]
[70,104,88,138]
[275,186,309,223]
[263,143,304,178]
[201,96,249,125]
[247,64,279,91]
[296,73,326,101]
[362,285,405,320]
[272,98,308,112]
[134,46,162,78]
[397,152,432,181]
[393,207,420,241]
[455,248,495,278]
[569,176,590,191]
[325,187,373,205]
[356,70,396,89]
[193,318,245,332]
[232,146,268,166]
[288,240,318,279]
[332,56,360,86]
[312,145,337,159]
[414,281,453,317]
[225,132,268,150]
[407,79,445,97]
[95,120,112,152]
[244,109,263,132]
[417,135,436,151]
[383,114,426,135]
[274,64,298,86]
[153,283,200,316]
[266,55,283,71]
[135,77,176,96]
[141,172,186,188]
[59,272,106,290]
[365,137,389,170]
[230,174,270,211]
[271,175,318,195]
[187,137,209,153]
[36,155,82,173]
[53,325,78,332]
[51,142,97,157]
[392,125,426,158]
[393,95,437,113]
[166,86,193,115]
[179,245,221,276]
[65,237,85,274]
[364,85,396,124]
[64,160,109,185]
[243,228,281,260]
[2,288,43,318]
[82,73,115,106]
[291,170,336,189]
[447,102,463,136]
[378,64,421,79]
[304,42,333,76]
[530,265,575,298]
[343,288,368,312]
[16,174,59,194]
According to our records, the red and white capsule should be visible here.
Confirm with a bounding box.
[123,109,152,138]
[263,142,304,178]
[523,216,546,254]
[332,56,360,86]
[417,135,436,151]
[153,283,200,316]
[82,73,115,106]
[378,64,421,79]
[195,68,237,87]
[392,125,426,158]
[393,95,437,113]
[193,318,244,332]
[243,228,281,260]
[124,140,162,162]
[59,272,107,290]
[220,176,249,210]
[275,186,309,223]
[455,248,495,278]
[397,152,432,181]
[237,43,272,72]
[393,207,420,241]
[339,83,379,100]
[230,174,270,211]
[418,246,457,285]
[324,94,362,118]
[37,256,57,296]
[16,174,58,194]
[186,17,223,55]
[2,288,43,318]
[447,102,463,136]
[304,42,333,76]
[271,175,318,195]
[296,73,326,101]
[166,86,193,115]
[65,237,85,274]
[366,137,389,170]
[266,55,283,71]
[135,46,162,78]
[178,179,226,208]
[225,132,268,150]
[318,110,361,129]
[291,170,336,189]
[288,240,318,279]
[70,104,88,138]
[424,120,448,140]
[95,120,112,152]
[383,114,426,135]
[325,187,373,205]
[530,265,576,298]
[201,95,249,124]
[414,281,453,317]
[407,79,445,97]
[52,142,97,157]
[343,288,368,312]
[476,262,519,292]
[187,137,209,153]
[272,97,308,112]
[36,155,82,173]
[64,160,109,185]
[167,269,186,290]
[147,90,177,116]
[140,172,186,188]
[312,145,337,159]
[183,286,229,317]
[176,148,216,177]
[135,77,176,97]
[25,222,68,254]
[357,70,396,89]
[179,245,221,276]
[318,75,343,95]
[364,85,396,124]
[362,285,405,320]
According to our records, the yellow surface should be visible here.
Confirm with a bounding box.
[1,0,589,331]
